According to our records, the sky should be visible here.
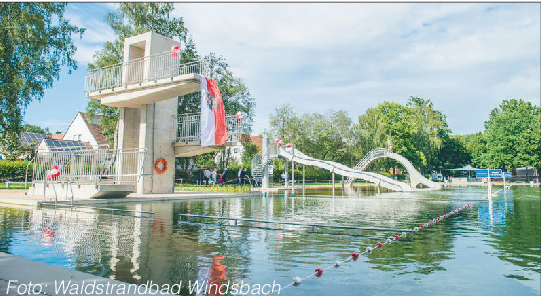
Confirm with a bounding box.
[24,3,540,136]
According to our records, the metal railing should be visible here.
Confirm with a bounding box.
[85,50,208,94]
[32,148,146,185]
[175,113,250,143]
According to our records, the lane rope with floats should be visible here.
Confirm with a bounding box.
[272,202,475,294]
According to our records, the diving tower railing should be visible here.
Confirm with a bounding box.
[175,113,250,143]
[84,50,208,94]
[32,148,146,186]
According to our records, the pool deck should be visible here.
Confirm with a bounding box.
[0,252,164,295]
[0,190,256,207]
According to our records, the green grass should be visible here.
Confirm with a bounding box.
[0,182,30,190]
[175,184,251,193]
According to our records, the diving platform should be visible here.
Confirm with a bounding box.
[82,31,249,195]
[84,32,207,108]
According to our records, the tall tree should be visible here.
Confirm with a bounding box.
[0,3,84,155]
[406,97,450,172]
[438,135,471,169]
[480,99,540,171]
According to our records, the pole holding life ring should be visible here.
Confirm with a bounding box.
[155,158,167,174]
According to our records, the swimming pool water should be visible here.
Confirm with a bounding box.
[0,186,539,295]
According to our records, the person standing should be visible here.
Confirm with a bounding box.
[221,168,227,186]
[204,168,211,185]
[237,168,242,185]
[240,168,247,186]
[211,168,217,185]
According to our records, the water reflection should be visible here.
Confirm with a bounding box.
[0,186,539,296]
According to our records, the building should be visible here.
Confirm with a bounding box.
[214,136,262,166]
[63,112,108,148]
[36,138,90,153]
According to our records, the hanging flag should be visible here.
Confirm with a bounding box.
[200,75,228,146]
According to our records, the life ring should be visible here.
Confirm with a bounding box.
[155,158,167,174]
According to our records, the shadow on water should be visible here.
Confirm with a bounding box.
[0,185,539,296]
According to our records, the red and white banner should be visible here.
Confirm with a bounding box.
[199,75,228,146]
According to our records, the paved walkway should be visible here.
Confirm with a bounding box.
[0,253,163,295]
[0,190,253,207]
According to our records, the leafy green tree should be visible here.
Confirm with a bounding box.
[241,142,259,168]
[267,105,356,166]
[437,135,471,169]
[21,123,50,134]
[463,132,486,168]
[480,99,540,171]
[0,3,84,153]
[407,97,450,171]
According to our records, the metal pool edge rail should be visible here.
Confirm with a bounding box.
[177,213,414,239]
[40,202,156,219]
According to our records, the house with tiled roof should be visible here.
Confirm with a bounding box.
[214,135,262,165]
[63,112,108,149]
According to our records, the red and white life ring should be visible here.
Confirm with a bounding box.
[155,158,167,174]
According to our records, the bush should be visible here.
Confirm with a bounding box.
[0,160,32,181]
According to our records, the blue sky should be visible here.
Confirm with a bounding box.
[24,3,540,135]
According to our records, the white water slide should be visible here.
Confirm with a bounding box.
[278,147,412,192]
[348,148,441,189]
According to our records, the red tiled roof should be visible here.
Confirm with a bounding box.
[250,136,262,151]
[49,134,64,140]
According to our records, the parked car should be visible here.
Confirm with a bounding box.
[431,173,443,182]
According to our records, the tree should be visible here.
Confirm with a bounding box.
[438,135,471,170]
[464,132,486,168]
[241,142,259,168]
[407,97,450,172]
[480,99,540,171]
[21,123,50,134]
[0,3,84,152]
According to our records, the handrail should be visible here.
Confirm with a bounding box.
[349,148,441,189]
[85,50,208,94]
[175,113,250,143]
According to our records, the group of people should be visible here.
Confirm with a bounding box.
[197,167,260,187]
[202,168,219,185]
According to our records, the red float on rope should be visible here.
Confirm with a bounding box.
[315,268,323,277]
[376,242,383,248]
[394,234,400,241]
[352,252,360,260]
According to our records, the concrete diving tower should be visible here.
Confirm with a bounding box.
[84,32,246,195]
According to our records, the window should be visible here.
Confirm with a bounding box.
[233,148,239,154]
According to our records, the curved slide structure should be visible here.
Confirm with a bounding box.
[348,148,441,189]
[278,147,412,192]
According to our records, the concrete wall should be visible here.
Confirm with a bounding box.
[116,32,181,194]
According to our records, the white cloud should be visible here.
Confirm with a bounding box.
[59,3,539,135]
[172,3,539,135]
